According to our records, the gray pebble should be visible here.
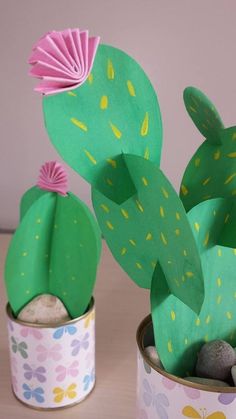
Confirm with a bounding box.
[18,294,71,324]
[184,376,229,387]
[144,346,164,369]
[196,340,236,380]
[231,365,236,386]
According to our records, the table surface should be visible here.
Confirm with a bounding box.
[0,234,149,419]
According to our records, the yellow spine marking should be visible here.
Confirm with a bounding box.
[127,80,136,97]
[186,271,194,278]
[121,247,127,256]
[205,315,211,324]
[232,132,236,140]
[218,248,222,257]
[129,239,136,246]
[224,173,236,185]
[140,112,149,136]
[204,335,209,342]
[88,73,93,84]
[175,229,180,236]
[100,204,110,213]
[136,262,142,270]
[121,209,129,219]
[217,295,222,304]
[184,338,188,345]
[204,232,210,246]
[67,91,77,97]
[84,149,97,165]
[142,177,148,186]
[110,122,122,139]
[176,212,180,220]
[160,232,167,245]
[226,311,233,320]
[167,340,173,353]
[160,206,165,217]
[106,178,113,186]
[136,200,144,212]
[106,158,117,168]
[217,277,222,287]
[106,221,114,230]
[162,187,169,198]
[194,222,200,232]
[195,157,201,167]
[214,149,221,160]
[225,214,230,223]
[234,249,236,255]
[170,311,176,321]
[100,95,108,109]
[181,184,188,196]
[232,190,236,196]
[71,118,88,131]
[195,318,201,326]
[144,147,150,160]
[107,59,115,79]
[189,106,197,113]
[203,194,212,200]
[183,250,187,256]
[202,177,211,186]
[151,261,157,269]
[146,233,152,241]
[227,152,236,158]
[174,279,180,287]
[202,123,208,129]
[22,252,28,257]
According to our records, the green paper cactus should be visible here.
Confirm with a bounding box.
[151,197,236,376]
[43,44,163,201]
[180,86,236,212]
[4,162,101,319]
[92,155,204,312]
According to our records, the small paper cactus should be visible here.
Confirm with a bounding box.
[180,86,236,212]
[4,162,101,319]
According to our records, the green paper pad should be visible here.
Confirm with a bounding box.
[181,87,236,212]
[43,44,162,198]
[92,154,204,313]
[5,189,101,318]
[151,197,236,377]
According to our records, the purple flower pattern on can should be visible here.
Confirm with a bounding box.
[71,332,89,356]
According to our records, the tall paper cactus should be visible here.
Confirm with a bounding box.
[180,87,236,212]
[43,44,163,202]
[5,162,101,318]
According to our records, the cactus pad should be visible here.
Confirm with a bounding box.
[181,87,236,212]
[5,188,101,318]
[43,44,162,200]
[151,197,236,377]
[92,154,204,313]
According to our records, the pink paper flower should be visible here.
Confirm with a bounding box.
[29,28,100,95]
[37,161,68,196]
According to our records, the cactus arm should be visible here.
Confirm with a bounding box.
[49,192,102,318]
[180,126,236,212]
[43,44,162,194]
[92,154,204,313]
[151,197,236,377]
[183,86,224,144]
[4,193,56,315]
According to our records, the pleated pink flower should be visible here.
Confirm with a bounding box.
[37,161,68,196]
[29,28,100,95]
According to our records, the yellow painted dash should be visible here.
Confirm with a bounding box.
[218,248,222,257]
[195,318,201,326]
[225,214,230,223]
[136,262,142,270]
[167,340,173,353]
[142,177,148,186]
[127,80,136,97]
[226,311,233,320]
[110,122,122,139]
[195,157,201,167]
[224,173,236,185]
[106,221,114,230]
[202,177,211,186]
[71,118,88,131]
[121,247,127,256]
[161,187,169,199]
[144,147,150,160]
[170,311,176,321]
[67,91,77,97]
[176,212,180,220]
[214,149,221,160]
[160,206,165,217]
[185,271,194,278]
[175,229,180,236]
[100,204,109,213]
[136,200,144,212]
[129,239,136,246]
[203,232,210,247]
[84,149,97,165]
[227,152,236,158]
[100,95,108,109]
[140,112,149,136]
[106,158,117,168]
[160,232,168,246]
[181,184,188,196]
[194,222,200,232]
[146,232,152,241]
[217,277,222,287]
[107,59,115,79]
[121,208,129,219]
[88,73,93,84]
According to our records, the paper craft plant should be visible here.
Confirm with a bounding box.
[28,28,236,378]
[4,161,101,319]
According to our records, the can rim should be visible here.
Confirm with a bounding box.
[136,314,236,394]
[6,296,94,328]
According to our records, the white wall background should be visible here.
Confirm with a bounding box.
[1,0,236,229]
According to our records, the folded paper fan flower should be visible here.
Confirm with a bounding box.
[29,29,100,95]
[37,161,68,195]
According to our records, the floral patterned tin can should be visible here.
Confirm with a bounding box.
[136,315,236,419]
[6,298,95,410]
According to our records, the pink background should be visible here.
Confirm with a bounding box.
[1,0,236,229]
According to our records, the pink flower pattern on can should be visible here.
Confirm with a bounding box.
[7,306,95,408]
[55,360,79,382]
[28,28,100,95]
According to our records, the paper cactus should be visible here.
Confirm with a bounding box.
[4,162,101,319]
[41,42,163,201]
[151,196,236,376]
[180,86,236,212]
